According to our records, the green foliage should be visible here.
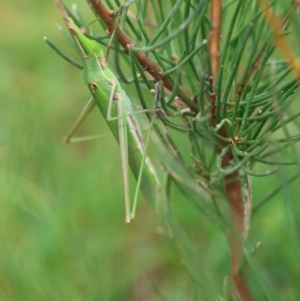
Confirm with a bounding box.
[1,0,300,300]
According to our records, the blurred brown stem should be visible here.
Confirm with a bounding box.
[209,1,252,299]
[258,0,300,80]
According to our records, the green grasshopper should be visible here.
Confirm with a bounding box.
[50,0,160,223]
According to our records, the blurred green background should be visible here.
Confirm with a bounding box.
[1,0,300,300]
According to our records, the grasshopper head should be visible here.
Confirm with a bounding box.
[68,17,104,59]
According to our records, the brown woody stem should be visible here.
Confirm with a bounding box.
[87,0,195,111]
